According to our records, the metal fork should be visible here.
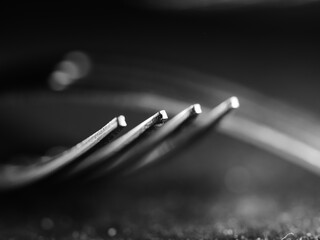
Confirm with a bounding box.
[0,97,239,190]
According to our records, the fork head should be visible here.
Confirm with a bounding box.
[0,92,239,191]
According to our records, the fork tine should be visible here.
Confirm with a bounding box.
[0,116,126,190]
[63,110,168,178]
[123,97,240,175]
[89,104,202,180]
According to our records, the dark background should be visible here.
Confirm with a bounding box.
[1,2,320,110]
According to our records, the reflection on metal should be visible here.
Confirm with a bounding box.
[0,90,239,189]
[90,104,202,179]
[0,116,126,190]
[64,110,169,178]
[91,56,320,177]
[124,97,239,175]
[128,91,320,177]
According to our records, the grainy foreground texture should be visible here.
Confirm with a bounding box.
[1,138,320,240]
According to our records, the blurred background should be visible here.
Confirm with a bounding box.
[1,1,320,239]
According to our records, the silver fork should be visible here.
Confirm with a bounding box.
[0,97,239,190]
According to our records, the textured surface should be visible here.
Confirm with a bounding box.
[1,133,320,239]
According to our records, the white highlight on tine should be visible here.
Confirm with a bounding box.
[194,103,202,114]
[117,115,127,127]
[159,110,168,120]
[230,96,240,109]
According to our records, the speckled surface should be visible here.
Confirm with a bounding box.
[1,134,320,240]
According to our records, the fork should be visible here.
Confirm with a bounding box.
[0,97,239,190]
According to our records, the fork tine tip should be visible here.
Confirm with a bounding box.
[160,110,168,120]
[229,96,240,109]
[117,115,127,127]
[193,104,202,114]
